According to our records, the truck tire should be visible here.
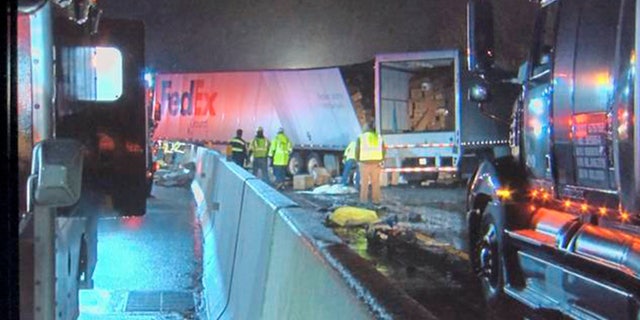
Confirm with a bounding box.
[288,152,303,176]
[306,152,322,174]
[471,211,504,306]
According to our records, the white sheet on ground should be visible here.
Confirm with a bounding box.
[298,184,358,195]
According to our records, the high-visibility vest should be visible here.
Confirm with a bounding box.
[344,141,356,161]
[358,132,383,161]
[269,133,292,166]
[251,137,269,158]
[229,137,247,154]
[171,142,184,154]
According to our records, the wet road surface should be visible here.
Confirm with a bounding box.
[285,185,537,320]
[79,186,203,319]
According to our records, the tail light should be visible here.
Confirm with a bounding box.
[152,161,160,172]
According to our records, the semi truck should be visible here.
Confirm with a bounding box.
[150,68,362,176]
[16,0,148,318]
[465,0,640,318]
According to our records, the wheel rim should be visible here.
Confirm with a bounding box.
[288,156,301,175]
[477,223,500,288]
[307,157,320,174]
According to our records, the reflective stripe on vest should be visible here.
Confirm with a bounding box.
[230,137,246,152]
[252,138,269,158]
[359,132,383,161]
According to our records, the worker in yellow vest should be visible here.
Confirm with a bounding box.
[228,129,248,167]
[268,127,292,190]
[341,140,359,188]
[355,123,385,204]
[170,141,185,167]
[249,126,270,183]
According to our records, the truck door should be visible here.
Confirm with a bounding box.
[564,0,621,192]
[522,1,558,184]
[54,17,147,215]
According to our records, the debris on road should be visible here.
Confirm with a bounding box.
[327,206,379,227]
[366,221,417,252]
[154,162,196,187]
[408,212,423,223]
[311,167,333,185]
[293,174,314,190]
[299,184,358,195]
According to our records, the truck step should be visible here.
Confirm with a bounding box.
[507,229,555,247]
[504,284,559,311]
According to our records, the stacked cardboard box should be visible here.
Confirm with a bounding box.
[351,90,369,127]
[379,171,389,187]
[312,167,332,186]
[293,174,314,190]
[407,77,451,131]
[390,171,400,186]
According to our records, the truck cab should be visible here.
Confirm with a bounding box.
[16,1,147,318]
[466,0,640,318]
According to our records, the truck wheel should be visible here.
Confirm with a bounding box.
[288,152,303,176]
[472,212,504,305]
[306,152,322,174]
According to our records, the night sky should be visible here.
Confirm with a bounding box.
[100,0,536,72]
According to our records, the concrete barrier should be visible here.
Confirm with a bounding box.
[261,207,372,319]
[223,179,297,319]
[203,159,254,319]
[191,144,436,320]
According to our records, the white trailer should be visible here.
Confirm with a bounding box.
[151,68,362,175]
[374,50,511,184]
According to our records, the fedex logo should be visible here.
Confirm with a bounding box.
[159,79,217,117]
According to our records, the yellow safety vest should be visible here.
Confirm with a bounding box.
[251,137,269,158]
[344,141,356,160]
[358,132,383,161]
[171,142,184,154]
[229,137,247,153]
[269,133,292,166]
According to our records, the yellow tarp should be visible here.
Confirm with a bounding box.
[328,206,378,227]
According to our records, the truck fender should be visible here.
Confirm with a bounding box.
[466,156,527,255]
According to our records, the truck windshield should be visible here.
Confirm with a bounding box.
[379,59,456,134]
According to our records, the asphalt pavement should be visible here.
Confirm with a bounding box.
[78,186,203,319]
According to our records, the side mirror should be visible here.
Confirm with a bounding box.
[28,139,84,208]
[467,0,495,73]
[18,0,47,13]
[468,82,491,103]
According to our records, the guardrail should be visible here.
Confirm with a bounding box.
[188,145,436,319]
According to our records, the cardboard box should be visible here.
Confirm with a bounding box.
[379,171,389,187]
[412,101,437,113]
[410,88,425,100]
[312,167,332,186]
[391,171,400,186]
[293,174,314,190]
[412,108,436,131]
[351,91,363,102]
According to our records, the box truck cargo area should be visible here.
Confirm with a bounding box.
[375,50,511,185]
